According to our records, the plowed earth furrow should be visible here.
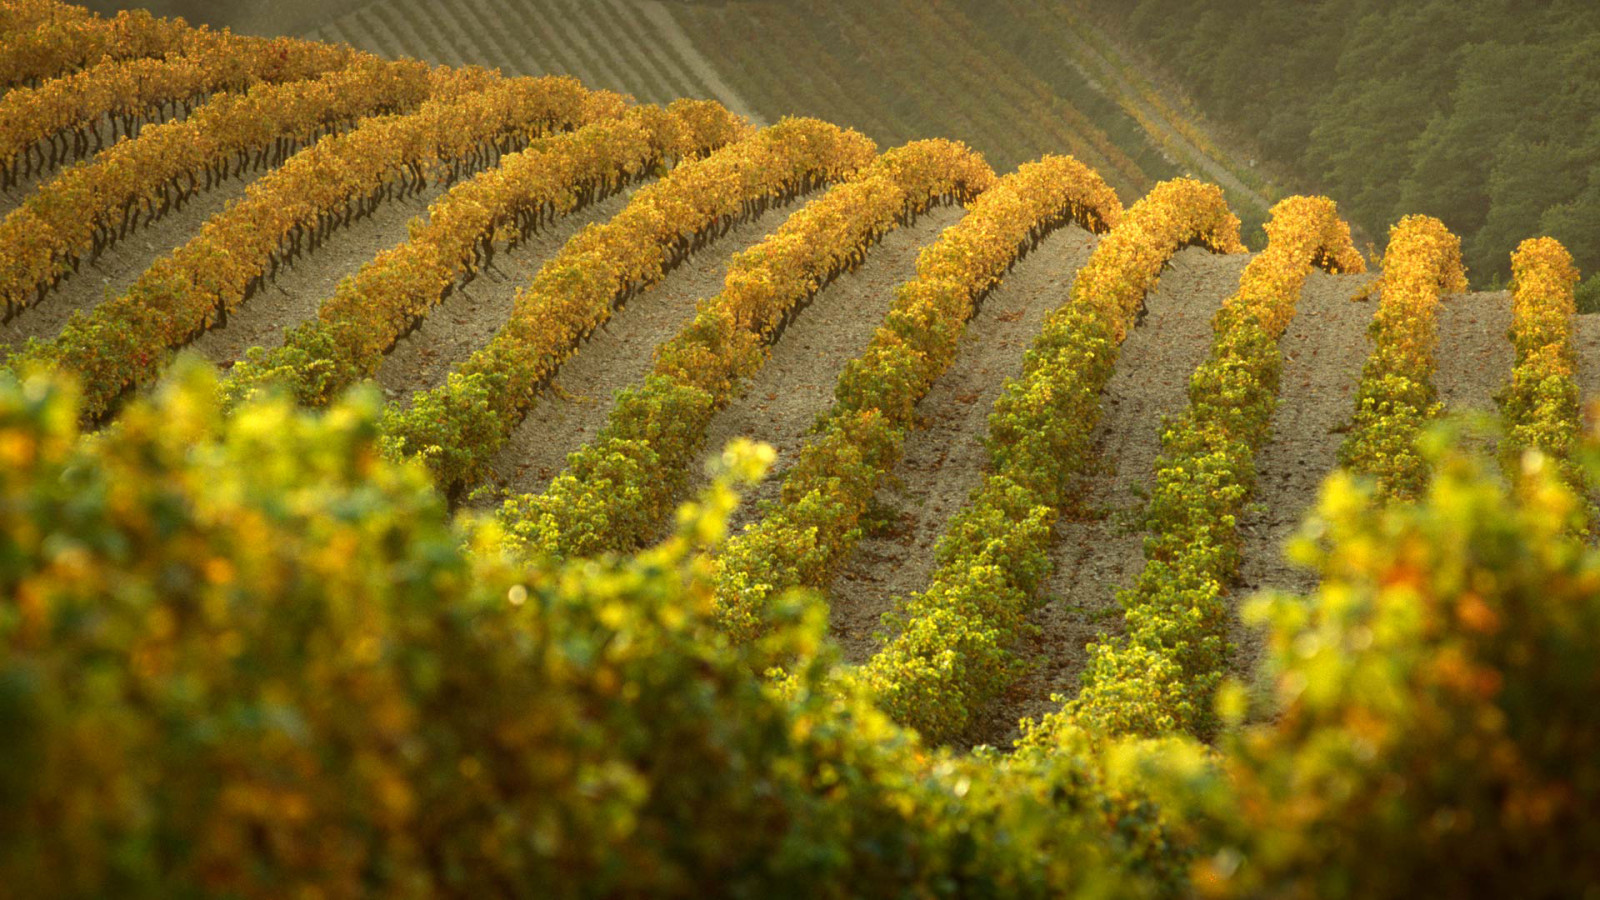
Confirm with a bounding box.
[183,179,456,369]
[689,204,970,529]
[824,224,1103,663]
[0,168,267,353]
[984,247,1249,748]
[1436,290,1515,415]
[458,194,816,503]
[376,184,648,401]
[1232,270,1376,643]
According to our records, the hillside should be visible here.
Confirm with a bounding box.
[1096,0,1600,296]
[4,1,1600,895]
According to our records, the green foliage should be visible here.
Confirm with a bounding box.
[862,179,1244,744]
[0,361,1198,898]
[1204,431,1600,898]
[1032,196,1361,743]
[711,155,1123,645]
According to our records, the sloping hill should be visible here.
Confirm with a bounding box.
[1,1,1590,758]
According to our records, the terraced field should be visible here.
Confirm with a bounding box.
[5,0,1596,755]
[11,5,1600,895]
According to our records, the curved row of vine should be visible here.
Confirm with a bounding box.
[1,29,355,187]
[856,178,1247,744]
[0,0,88,41]
[14,74,626,421]
[1499,236,1589,529]
[0,57,439,320]
[221,99,749,410]
[1336,214,1468,502]
[1,5,190,89]
[710,154,1124,643]
[377,117,879,497]
[492,139,997,560]
[1037,195,1365,743]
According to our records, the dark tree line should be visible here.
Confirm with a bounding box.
[1097,0,1600,294]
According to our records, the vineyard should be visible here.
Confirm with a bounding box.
[4,1,1600,896]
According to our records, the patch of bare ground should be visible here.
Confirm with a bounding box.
[376,184,648,401]
[689,203,969,528]
[1232,270,1376,653]
[459,191,815,507]
[822,225,1102,666]
[1574,313,1600,527]
[1435,290,1514,416]
[0,168,265,354]
[0,170,50,218]
[975,246,1250,750]
[1576,315,1600,407]
[1576,315,1600,435]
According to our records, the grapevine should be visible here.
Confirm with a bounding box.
[222,99,749,409]
[15,73,627,421]
[1,5,191,89]
[495,139,995,560]
[0,31,355,187]
[858,178,1245,743]
[0,57,435,320]
[710,154,1123,642]
[379,117,879,496]
[1499,236,1588,527]
[1044,195,1364,741]
[1337,214,1467,502]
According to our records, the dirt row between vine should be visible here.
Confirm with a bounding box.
[822,224,1103,675]
[0,168,267,354]
[471,200,966,517]
[1435,290,1516,417]
[692,202,969,526]
[375,185,647,402]
[184,177,457,368]
[1232,270,1377,648]
[962,247,1250,749]
[464,192,814,505]
[188,178,651,382]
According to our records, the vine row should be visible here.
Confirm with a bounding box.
[1,6,190,89]
[494,139,997,560]
[1336,214,1467,502]
[0,31,356,187]
[1049,196,1364,742]
[222,99,749,410]
[710,154,1124,643]
[16,74,626,421]
[0,0,89,41]
[858,178,1246,744]
[378,117,880,497]
[0,57,438,321]
[1500,236,1588,527]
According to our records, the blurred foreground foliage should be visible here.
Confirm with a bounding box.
[1,361,1597,897]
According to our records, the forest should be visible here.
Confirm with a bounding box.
[1091,0,1600,298]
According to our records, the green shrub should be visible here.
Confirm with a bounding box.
[1204,426,1600,898]
[0,361,1195,898]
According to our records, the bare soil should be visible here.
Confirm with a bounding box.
[690,203,969,523]
[1575,314,1600,419]
[823,225,1104,670]
[1232,270,1377,642]
[186,179,455,368]
[377,185,647,401]
[463,192,814,505]
[0,169,264,354]
[1435,290,1515,415]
